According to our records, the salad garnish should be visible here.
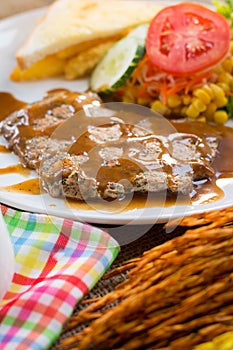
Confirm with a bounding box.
[213,0,233,25]
[146,2,230,76]
[90,2,233,124]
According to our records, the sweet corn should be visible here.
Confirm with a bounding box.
[221,57,233,73]
[213,65,224,74]
[192,97,207,112]
[217,72,233,87]
[210,83,225,98]
[121,40,233,124]
[196,115,206,123]
[209,83,228,108]
[213,110,229,124]
[186,104,200,119]
[122,90,135,103]
[217,82,230,92]
[137,97,152,106]
[202,85,215,99]
[166,94,182,108]
[214,95,228,108]
[123,96,135,103]
[203,102,217,121]
[151,100,168,114]
[193,88,211,104]
[180,106,188,116]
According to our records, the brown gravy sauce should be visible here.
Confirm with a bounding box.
[0,164,31,176]
[67,183,223,212]
[0,92,26,120]
[1,178,41,195]
[0,91,232,212]
[0,145,10,153]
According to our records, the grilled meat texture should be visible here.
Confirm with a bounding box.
[0,89,220,200]
[39,122,219,200]
[0,89,101,169]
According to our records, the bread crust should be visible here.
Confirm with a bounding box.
[16,0,162,69]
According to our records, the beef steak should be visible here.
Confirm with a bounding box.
[0,91,220,200]
[0,89,101,169]
[39,120,219,200]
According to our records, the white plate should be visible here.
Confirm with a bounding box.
[0,6,233,226]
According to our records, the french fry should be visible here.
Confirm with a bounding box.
[10,55,65,81]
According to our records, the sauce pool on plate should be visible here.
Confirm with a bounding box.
[0,91,233,212]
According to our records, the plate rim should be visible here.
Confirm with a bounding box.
[0,3,232,225]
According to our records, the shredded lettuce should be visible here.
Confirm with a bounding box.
[213,0,233,25]
[226,95,233,119]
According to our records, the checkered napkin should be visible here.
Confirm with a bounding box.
[0,205,120,350]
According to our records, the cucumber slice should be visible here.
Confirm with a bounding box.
[127,23,149,44]
[89,24,148,93]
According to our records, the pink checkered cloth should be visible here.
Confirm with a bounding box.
[0,205,120,349]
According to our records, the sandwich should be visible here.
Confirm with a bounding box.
[10,0,162,81]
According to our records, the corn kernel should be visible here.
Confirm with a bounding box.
[123,96,135,103]
[213,64,224,74]
[137,97,151,106]
[193,88,211,104]
[214,95,228,108]
[123,90,135,103]
[182,95,191,105]
[166,94,182,108]
[151,100,167,114]
[186,104,200,119]
[203,102,217,121]
[217,72,233,87]
[181,106,188,116]
[210,83,225,98]
[221,57,233,73]
[217,82,231,93]
[202,85,215,99]
[213,110,229,124]
[192,98,207,112]
[196,115,206,123]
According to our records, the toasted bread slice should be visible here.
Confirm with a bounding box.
[11,0,162,81]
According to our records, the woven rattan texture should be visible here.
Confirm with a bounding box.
[52,223,186,349]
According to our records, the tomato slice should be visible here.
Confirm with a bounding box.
[146,2,231,76]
